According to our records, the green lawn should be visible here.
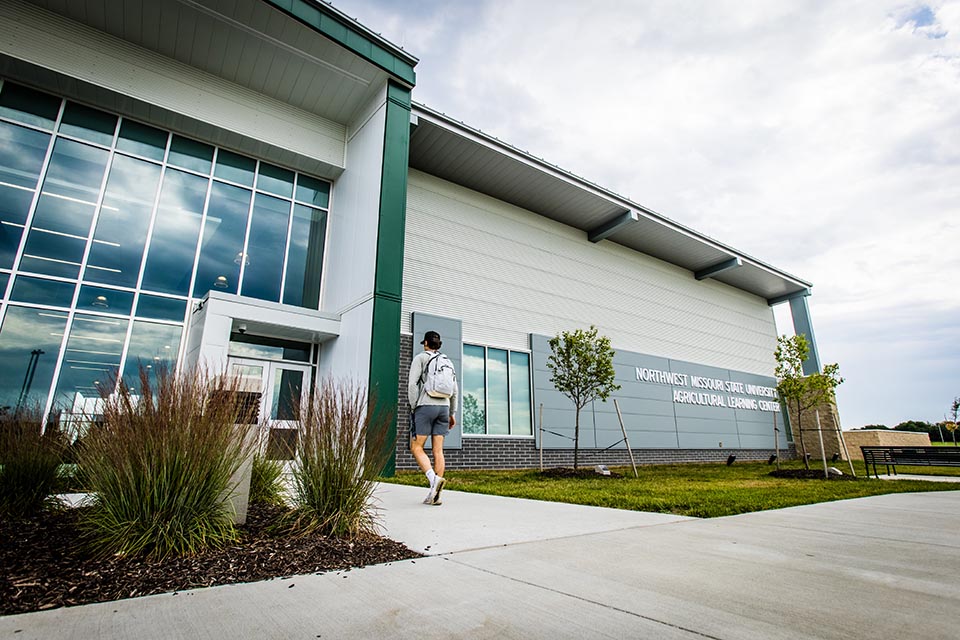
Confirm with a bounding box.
[381,460,960,518]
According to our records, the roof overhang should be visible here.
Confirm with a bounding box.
[16,0,416,125]
[409,104,811,304]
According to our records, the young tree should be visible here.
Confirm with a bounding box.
[947,398,960,446]
[774,334,844,470]
[547,326,621,470]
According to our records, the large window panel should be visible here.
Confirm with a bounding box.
[510,352,533,436]
[282,204,326,308]
[59,102,116,147]
[257,163,294,198]
[0,306,68,410]
[241,193,289,302]
[462,344,533,436]
[168,136,213,174]
[295,175,330,208]
[76,284,134,315]
[487,348,510,435]
[19,139,108,278]
[140,169,207,295]
[0,122,50,268]
[116,120,167,161]
[10,275,74,307]
[52,314,128,409]
[85,154,162,287]
[0,82,60,130]
[122,320,182,395]
[193,182,250,297]
[214,150,255,187]
[134,294,186,322]
[462,344,486,435]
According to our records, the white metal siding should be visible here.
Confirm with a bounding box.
[1,0,346,169]
[403,170,779,376]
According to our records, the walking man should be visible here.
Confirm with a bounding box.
[408,330,458,505]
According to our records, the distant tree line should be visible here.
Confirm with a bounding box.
[853,421,948,443]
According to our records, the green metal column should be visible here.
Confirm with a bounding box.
[368,81,412,476]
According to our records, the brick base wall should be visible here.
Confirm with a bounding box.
[396,334,796,470]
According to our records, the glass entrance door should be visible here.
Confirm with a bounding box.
[227,358,311,458]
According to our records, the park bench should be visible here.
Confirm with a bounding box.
[861,446,960,479]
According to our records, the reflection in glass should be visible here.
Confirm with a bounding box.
[0,307,67,410]
[241,193,288,302]
[10,276,74,307]
[52,314,128,409]
[227,333,310,362]
[85,154,162,287]
[19,139,109,277]
[271,368,303,421]
[193,182,250,297]
[214,150,255,186]
[462,344,486,435]
[116,120,167,161]
[0,122,50,268]
[295,175,330,208]
[168,135,213,174]
[228,362,263,424]
[0,271,7,295]
[487,348,509,435]
[257,163,293,198]
[0,82,60,129]
[122,320,182,394]
[135,294,187,322]
[59,102,117,146]
[510,352,532,435]
[33,138,108,202]
[0,122,50,189]
[140,169,207,295]
[283,205,325,308]
[76,285,134,314]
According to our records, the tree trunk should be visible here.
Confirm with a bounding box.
[796,400,810,470]
[574,407,580,470]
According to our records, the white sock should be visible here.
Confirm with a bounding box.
[426,469,437,486]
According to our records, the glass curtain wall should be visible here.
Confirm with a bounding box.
[0,80,331,417]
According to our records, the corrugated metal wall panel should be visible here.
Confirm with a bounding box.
[403,171,779,376]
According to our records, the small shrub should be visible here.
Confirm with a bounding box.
[285,379,393,538]
[0,407,65,518]
[77,367,256,559]
[249,453,287,506]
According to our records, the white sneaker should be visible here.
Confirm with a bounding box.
[423,482,437,505]
[432,476,446,505]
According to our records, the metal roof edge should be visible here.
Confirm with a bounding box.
[412,102,812,291]
[263,0,418,86]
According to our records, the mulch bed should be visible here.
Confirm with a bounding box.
[0,503,420,616]
[768,468,857,480]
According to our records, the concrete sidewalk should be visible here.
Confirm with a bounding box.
[3,485,960,639]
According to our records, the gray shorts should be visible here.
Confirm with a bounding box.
[411,405,449,437]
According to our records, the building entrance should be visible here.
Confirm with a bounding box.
[227,357,311,459]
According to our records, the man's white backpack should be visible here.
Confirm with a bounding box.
[420,353,457,399]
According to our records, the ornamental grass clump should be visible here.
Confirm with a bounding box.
[249,453,287,506]
[77,367,256,559]
[0,407,66,519]
[286,379,392,538]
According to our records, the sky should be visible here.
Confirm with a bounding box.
[333,0,960,429]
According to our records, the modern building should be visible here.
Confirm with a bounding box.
[0,0,821,472]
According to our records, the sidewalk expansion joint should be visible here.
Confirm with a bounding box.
[444,557,725,640]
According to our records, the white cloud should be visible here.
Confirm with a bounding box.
[338,0,960,427]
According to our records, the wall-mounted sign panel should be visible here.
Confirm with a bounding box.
[531,334,786,450]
